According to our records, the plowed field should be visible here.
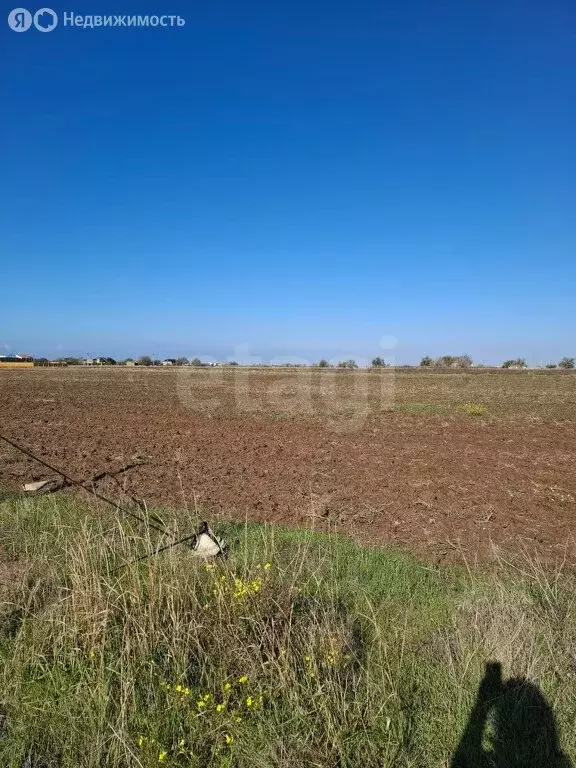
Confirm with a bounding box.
[1,366,575,562]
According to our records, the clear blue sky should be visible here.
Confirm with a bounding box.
[2,0,575,364]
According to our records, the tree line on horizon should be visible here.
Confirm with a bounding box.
[418,355,575,369]
[31,355,575,370]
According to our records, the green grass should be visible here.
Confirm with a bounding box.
[1,495,575,767]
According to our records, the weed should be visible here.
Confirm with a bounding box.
[462,402,486,417]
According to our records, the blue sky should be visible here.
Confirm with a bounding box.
[2,0,575,364]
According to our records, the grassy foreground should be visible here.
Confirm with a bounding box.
[0,496,575,767]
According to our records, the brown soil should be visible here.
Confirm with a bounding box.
[1,367,575,563]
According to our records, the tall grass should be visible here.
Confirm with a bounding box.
[0,496,575,767]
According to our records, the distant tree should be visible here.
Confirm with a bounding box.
[190,357,202,367]
[229,361,239,366]
[558,357,575,369]
[435,355,456,368]
[36,357,49,364]
[175,357,189,366]
[337,359,358,369]
[546,363,557,369]
[136,355,153,366]
[456,354,473,368]
[318,359,330,368]
[502,358,527,369]
[433,354,472,368]
[99,357,116,365]
[371,356,387,368]
[420,355,433,367]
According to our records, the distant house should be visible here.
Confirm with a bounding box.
[83,358,94,366]
[125,360,136,367]
[0,355,34,369]
[162,359,176,366]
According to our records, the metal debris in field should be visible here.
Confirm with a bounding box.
[23,479,54,492]
[189,522,228,559]
[110,521,228,573]
[21,457,147,500]
[1,432,165,533]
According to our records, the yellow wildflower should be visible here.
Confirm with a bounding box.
[246,696,253,707]
[264,562,271,569]
[225,734,234,745]
[216,703,226,712]
[223,682,232,692]
[158,750,168,762]
[238,675,248,684]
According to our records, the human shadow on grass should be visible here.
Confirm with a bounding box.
[451,661,571,768]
